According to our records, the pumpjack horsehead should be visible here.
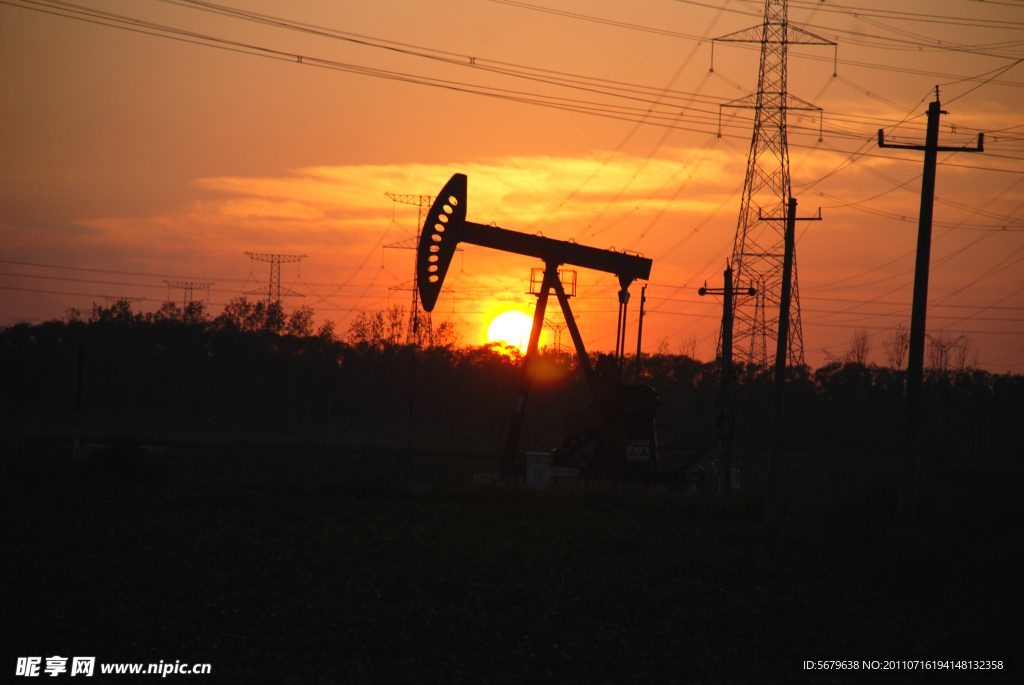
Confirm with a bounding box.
[419,173,673,482]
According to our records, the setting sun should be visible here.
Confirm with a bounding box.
[486,311,534,354]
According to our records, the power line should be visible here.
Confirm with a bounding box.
[721,0,1024,29]
[800,320,1022,334]
[787,0,1024,28]
[0,260,407,289]
[9,0,1024,141]
[505,0,1024,75]
[7,0,1024,177]
[688,0,1024,56]
[173,0,1024,87]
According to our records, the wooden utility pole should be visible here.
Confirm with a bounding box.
[878,90,984,528]
[700,268,754,496]
[719,269,733,497]
[763,198,820,528]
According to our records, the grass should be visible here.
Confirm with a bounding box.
[2,436,1020,684]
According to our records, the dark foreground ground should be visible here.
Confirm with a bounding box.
[2,436,1021,684]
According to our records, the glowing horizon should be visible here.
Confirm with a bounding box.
[1,0,1021,369]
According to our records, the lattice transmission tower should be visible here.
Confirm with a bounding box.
[103,295,145,307]
[713,0,835,368]
[244,252,306,303]
[164,281,213,307]
[384,193,435,347]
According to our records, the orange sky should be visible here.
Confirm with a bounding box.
[2,0,1022,370]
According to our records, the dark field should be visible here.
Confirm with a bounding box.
[3,437,1020,684]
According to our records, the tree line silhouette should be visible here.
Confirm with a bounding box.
[1,298,1020,462]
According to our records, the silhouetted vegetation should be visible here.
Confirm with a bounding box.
[4,299,1021,682]
[2,298,1021,465]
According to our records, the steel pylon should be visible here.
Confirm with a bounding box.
[713,0,834,368]
[244,253,306,302]
[385,193,435,347]
[164,281,214,307]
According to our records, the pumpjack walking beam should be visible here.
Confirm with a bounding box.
[416,174,652,476]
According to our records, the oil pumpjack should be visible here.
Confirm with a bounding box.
[418,173,695,485]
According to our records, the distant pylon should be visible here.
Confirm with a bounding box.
[385,193,435,347]
[244,252,306,303]
[163,281,213,308]
[713,0,835,368]
[103,296,145,306]
[102,295,145,314]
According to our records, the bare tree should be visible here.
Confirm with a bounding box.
[883,324,910,370]
[346,305,406,349]
[849,328,871,365]
[347,311,384,347]
[433,320,461,348]
[678,333,699,360]
[385,305,405,346]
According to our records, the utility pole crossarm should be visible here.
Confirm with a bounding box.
[757,208,823,223]
[878,129,984,152]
